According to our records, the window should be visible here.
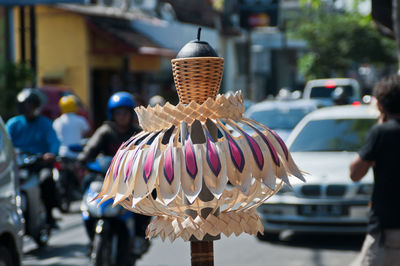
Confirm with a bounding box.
[249,108,312,130]
[310,85,354,98]
[290,118,376,152]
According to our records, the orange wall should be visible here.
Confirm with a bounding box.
[14,6,90,105]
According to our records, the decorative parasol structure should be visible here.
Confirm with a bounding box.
[95,28,305,263]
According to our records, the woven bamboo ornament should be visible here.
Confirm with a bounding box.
[172,57,224,104]
[94,31,305,242]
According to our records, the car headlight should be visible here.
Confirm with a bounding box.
[357,184,373,195]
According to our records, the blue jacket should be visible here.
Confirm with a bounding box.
[6,115,60,155]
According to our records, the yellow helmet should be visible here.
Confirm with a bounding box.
[59,95,78,114]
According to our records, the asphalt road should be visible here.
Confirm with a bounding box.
[23,202,364,266]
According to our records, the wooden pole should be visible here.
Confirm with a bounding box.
[191,241,214,266]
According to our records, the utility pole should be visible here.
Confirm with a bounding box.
[19,6,26,64]
[29,5,37,79]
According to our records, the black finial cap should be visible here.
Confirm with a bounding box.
[176,27,218,58]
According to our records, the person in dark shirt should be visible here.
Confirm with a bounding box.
[78,91,150,255]
[350,74,400,266]
[78,92,141,162]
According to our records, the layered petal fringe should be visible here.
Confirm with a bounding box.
[95,91,305,241]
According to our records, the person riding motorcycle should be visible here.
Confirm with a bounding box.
[78,91,151,254]
[6,88,61,228]
[78,91,141,166]
[53,94,90,158]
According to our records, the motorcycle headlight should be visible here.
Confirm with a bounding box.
[52,168,60,181]
[87,202,102,218]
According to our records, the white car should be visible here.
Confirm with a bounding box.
[303,78,361,107]
[244,99,317,141]
[0,116,24,265]
[257,105,378,238]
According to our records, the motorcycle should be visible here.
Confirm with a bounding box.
[16,153,52,247]
[81,156,149,266]
[55,144,85,213]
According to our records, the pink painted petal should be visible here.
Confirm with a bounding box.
[124,146,139,182]
[246,123,280,167]
[230,123,264,170]
[185,136,198,179]
[222,128,245,173]
[163,145,174,184]
[113,150,128,180]
[142,133,161,183]
[244,132,264,170]
[143,147,156,183]
[268,129,289,160]
[205,130,221,177]
[124,133,153,182]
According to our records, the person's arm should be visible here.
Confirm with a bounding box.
[78,125,106,163]
[5,118,16,144]
[79,116,91,138]
[350,124,378,182]
[350,155,373,182]
[46,120,61,155]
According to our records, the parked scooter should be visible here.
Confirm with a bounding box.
[55,144,85,213]
[81,156,149,266]
[16,153,52,247]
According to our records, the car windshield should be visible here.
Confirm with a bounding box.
[248,108,311,130]
[310,85,354,98]
[290,118,376,152]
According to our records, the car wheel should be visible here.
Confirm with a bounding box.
[0,245,16,266]
[257,232,279,242]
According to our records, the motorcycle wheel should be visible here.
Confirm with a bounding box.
[33,225,51,248]
[58,173,71,213]
[90,231,136,266]
[90,233,113,266]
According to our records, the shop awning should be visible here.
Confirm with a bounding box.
[87,18,175,57]
[0,0,84,5]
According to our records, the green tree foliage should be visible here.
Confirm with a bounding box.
[290,9,396,79]
[299,0,322,9]
[0,63,35,121]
